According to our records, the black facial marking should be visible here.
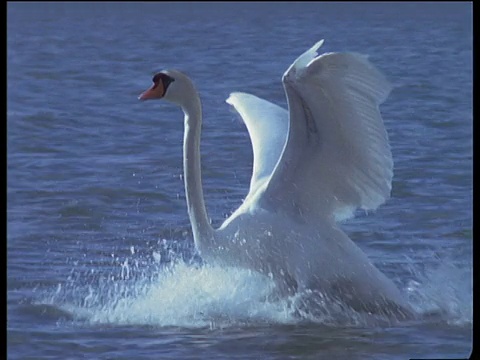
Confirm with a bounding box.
[152,72,175,92]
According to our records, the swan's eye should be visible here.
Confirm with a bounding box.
[152,73,161,84]
[152,73,175,92]
[151,74,161,90]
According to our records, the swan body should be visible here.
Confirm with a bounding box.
[139,40,413,318]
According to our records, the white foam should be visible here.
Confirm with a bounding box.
[54,262,299,328]
[44,251,472,328]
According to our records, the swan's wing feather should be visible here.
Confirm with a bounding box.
[264,41,393,222]
[226,92,289,195]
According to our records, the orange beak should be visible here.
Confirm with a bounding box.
[138,81,165,101]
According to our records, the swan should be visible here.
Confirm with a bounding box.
[138,40,414,319]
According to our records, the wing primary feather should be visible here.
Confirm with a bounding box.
[264,43,393,222]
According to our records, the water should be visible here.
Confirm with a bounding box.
[7,2,472,359]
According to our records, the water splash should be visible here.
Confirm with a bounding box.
[40,240,472,329]
[46,261,295,328]
[404,258,472,326]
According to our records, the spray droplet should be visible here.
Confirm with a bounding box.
[153,251,162,263]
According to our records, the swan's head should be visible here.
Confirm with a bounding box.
[138,70,195,106]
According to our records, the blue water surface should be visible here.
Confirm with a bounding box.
[8,2,472,359]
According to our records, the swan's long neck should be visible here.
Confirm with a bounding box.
[181,94,215,249]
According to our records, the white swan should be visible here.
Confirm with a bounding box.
[139,40,414,318]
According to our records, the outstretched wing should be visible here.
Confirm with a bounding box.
[226,92,289,197]
[262,40,393,222]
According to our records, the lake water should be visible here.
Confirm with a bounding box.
[7,2,473,359]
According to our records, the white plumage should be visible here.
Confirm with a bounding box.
[139,40,413,319]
